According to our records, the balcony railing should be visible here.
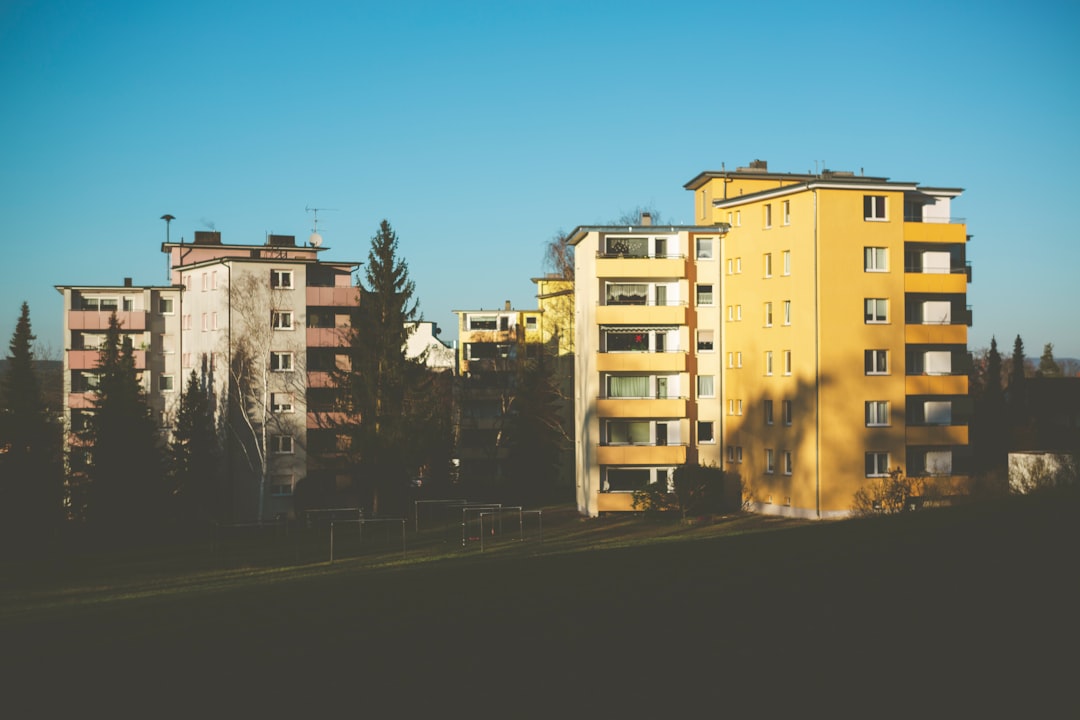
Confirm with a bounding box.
[903,216,966,224]
[596,252,685,260]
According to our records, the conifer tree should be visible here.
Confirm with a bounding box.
[0,302,62,542]
[343,220,421,514]
[84,313,164,534]
[1036,342,1061,377]
[170,369,221,524]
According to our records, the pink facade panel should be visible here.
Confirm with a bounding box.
[306,327,347,347]
[69,310,147,331]
[69,349,146,370]
[306,286,357,307]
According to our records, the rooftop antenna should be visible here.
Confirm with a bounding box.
[161,214,175,243]
[305,206,338,247]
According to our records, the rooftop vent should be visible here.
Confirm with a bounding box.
[194,231,222,245]
[267,234,296,247]
[737,159,769,173]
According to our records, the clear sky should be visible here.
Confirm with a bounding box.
[2,0,1079,360]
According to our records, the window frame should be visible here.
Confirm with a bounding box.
[764,399,774,425]
[696,283,714,307]
[866,452,890,477]
[697,375,715,399]
[272,310,295,330]
[270,351,294,372]
[765,448,775,474]
[696,329,715,353]
[764,253,772,278]
[271,392,295,413]
[783,400,792,426]
[698,421,715,445]
[270,269,295,289]
[865,349,889,375]
[866,400,890,427]
[864,195,888,221]
[696,237,714,260]
[864,246,888,272]
[271,435,294,454]
[865,298,888,324]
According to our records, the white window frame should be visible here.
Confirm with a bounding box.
[764,399,774,425]
[765,449,775,474]
[159,297,174,314]
[271,392,295,413]
[270,351,294,372]
[698,421,715,445]
[764,204,772,229]
[696,237,714,260]
[159,375,174,392]
[783,200,790,226]
[270,269,294,289]
[696,284,714,307]
[765,351,773,376]
[866,452,890,477]
[783,300,791,326]
[865,349,889,375]
[864,195,887,221]
[736,305,742,321]
[727,258,733,275]
[866,401,890,427]
[783,250,791,275]
[272,310,294,330]
[696,329,714,353]
[783,350,792,376]
[764,253,772,278]
[783,451,793,475]
[271,435,294,454]
[737,352,743,368]
[764,302,773,327]
[865,246,888,272]
[783,400,792,426]
[865,298,888,324]
[697,375,715,399]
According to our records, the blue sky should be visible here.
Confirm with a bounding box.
[3,0,1079,360]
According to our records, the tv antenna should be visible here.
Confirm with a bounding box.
[305,206,338,247]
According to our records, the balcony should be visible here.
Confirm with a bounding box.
[306,327,348,347]
[306,286,358,307]
[596,397,686,418]
[69,310,147,331]
[596,443,686,466]
[68,348,146,370]
[906,425,968,446]
[596,303,687,326]
[904,270,968,294]
[596,351,686,373]
[68,392,95,409]
[597,493,638,512]
[596,255,686,279]
[903,221,967,244]
[906,374,968,396]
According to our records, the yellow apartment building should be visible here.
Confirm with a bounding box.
[572,161,971,518]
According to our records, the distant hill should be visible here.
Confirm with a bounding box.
[0,359,63,411]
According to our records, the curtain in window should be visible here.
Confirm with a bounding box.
[609,375,649,398]
[698,375,714,397]
[606,284,648,305]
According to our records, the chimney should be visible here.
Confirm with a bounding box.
[124,277,133,287]
[504,300,511,311]
[641,211,652,226]
[194,231,222,245]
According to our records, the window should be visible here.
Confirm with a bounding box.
[696,237,713,260]
[783,200,790,225]
[736,446,743,463]
[606,468,651,492]
[737,399,743,415]
[735,257,742,273]
[783,451,793,475]
[201,313,208,331]
[737,352,742,368]
[783,300,791,325]
[159,297,174,314]
[764,204,772,228]
[606,283,648,306]
[864,195,887,220]
[866,401,890,427]
[727,258,733,275]
[468,315,497,330]
[271,392,294,413]
[605,331,652,352]
[270,269,294,289]
[159,375,174,392]
[764,253,772,278]
[270,351,294,372]
[866,452,890,477]
[865,298,888,323]
[212,312,218,330]
[272,310,294,330]
[735,211,741,227]
[727,445,735,462]
[764,399,774,425]
[865,247,888,272]
[736,305,742,321]
[607,375,650,398]
[697,375,715,398]
[727,305,734,321]
[783,350,792,375]
[608,421,650,445]
[698,421,715,444]
[865,350,889,375]
[696,284,714,306]
[211,270,218,290]
[271,476,294,497]
[764,302,773,327]
[697,329,714,352]
[605,236,648,257]
[765,351,773,376]
[765,449,775,474]
[525,316,537,330]
[728,399,735,415]
[271,435,294,454]
[201,273,208,291]
[727,352,734,368]
[783,400,792,425]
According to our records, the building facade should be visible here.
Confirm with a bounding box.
[572,161,972,518]
[59,230,361,522]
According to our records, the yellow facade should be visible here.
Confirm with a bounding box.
[571,162,971,518]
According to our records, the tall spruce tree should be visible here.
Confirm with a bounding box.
[0,302,62,543]
[972,336,1008,473]
[169,369,221,525]
[344,220,421,514]
[85,313,164,534]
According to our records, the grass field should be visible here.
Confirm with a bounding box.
[2,493,1077,716]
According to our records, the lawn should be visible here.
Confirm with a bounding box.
[2,493,1076,716]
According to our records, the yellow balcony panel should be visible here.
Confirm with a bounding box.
[306,286,358,307]
[596,352,686,373]
[903,222,968,244]
[906,324,967,345]
[906,374,968,396]
[596,444,686,465]
[906,425,968,446]
[597,493,638,512]
[905,272,968,294]
[597,397,686,418]
[596,304,687,326]
[596,256,686,279]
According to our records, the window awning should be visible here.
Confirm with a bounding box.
[601,326,679,334]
